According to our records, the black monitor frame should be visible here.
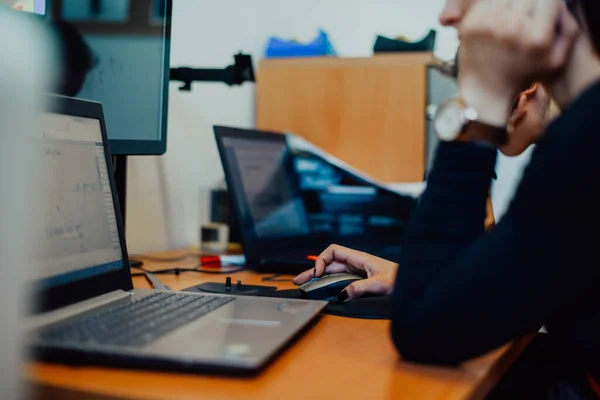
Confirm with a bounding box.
[47,0,173,156]
[109,0,172,156]
[213,126,310,264]
[33,95,134,314]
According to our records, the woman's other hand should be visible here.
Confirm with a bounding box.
[458,0,578,127]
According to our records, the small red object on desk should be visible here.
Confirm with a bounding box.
[200,256,221,268]
[200,255,246,268]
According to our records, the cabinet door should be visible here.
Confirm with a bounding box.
[257,55,433,183]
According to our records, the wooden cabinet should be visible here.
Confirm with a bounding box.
[256,53,434,182]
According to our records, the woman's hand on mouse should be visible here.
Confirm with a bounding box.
[291,245,398,300]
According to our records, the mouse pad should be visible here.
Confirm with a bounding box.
[181,286,391,320]
[262,289,391,320]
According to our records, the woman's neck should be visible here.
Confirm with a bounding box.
[548,36,600,108]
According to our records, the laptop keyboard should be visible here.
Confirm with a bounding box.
[38,292,234,348]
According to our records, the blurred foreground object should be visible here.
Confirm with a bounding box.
[0,4,55,399]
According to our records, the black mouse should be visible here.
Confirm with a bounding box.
[298,273,362,301]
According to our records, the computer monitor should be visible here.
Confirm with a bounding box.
[47,0,172,155]
[36,108,124,289]
[32,95,132,313]
[219,132,311,240]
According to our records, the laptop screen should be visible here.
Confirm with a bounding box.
[221,136,310,239]
[32,112,124,289]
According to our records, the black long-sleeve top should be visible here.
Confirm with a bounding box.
[391,80,600,376]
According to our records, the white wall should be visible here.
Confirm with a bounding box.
[126,0,461,254]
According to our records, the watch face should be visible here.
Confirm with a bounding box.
[434,99,465,141]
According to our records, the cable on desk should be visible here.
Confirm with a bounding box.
[130,264,248,277]
[143,270,171,290]
[128,252,202,263]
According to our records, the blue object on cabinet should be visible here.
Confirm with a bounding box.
[265,30,337,58]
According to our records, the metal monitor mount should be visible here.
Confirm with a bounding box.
[169,52,255,91]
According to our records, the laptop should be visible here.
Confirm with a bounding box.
[213,126,410,274]
[25,96,326,374]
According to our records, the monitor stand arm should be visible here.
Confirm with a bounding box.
[169,53,255,91]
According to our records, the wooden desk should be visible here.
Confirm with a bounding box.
[29,250,531,400]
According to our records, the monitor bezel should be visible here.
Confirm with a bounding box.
[108,0,172,156]
[213,126,309,263]
[47,0,173,156]
[33,95,134,314]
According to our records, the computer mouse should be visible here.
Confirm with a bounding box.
[298,273,363,301]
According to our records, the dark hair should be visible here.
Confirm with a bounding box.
[51,21,97,96]
[579,0,600,55]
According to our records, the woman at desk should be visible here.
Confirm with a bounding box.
[294,0,600,397]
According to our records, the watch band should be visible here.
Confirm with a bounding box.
[459,120,508,147]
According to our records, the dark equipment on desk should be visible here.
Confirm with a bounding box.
[213,126,415,275]
[170,53,255,91]
[263,290,391,320]
[27,96,326,376]
[209,188,242,244]
[183,277,278,296]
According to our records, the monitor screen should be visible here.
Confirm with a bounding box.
[32,111,125,289]
[221,136,310,239]
[48,0,171,155]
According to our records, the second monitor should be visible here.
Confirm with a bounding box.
[214,126,415,274]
